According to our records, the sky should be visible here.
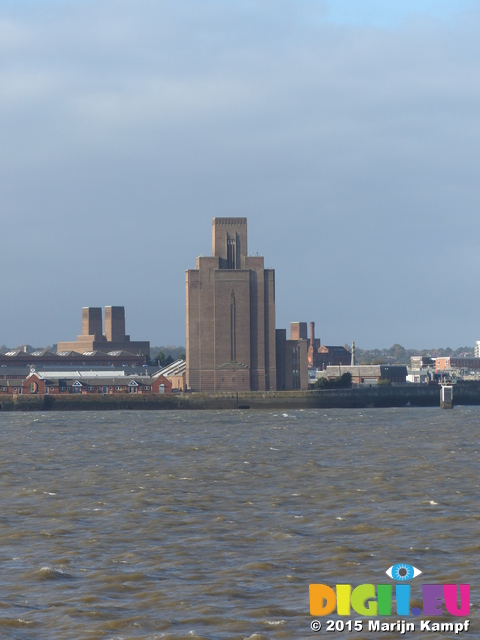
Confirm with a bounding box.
[1,0,480,350]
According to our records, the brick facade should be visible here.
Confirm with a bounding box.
[57,306,149,356]
[186,218,276,392]
[276,330,308,390]
[0,372,172,395]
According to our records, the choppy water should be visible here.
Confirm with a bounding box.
[0,408,478,639]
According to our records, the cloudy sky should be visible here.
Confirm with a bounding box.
[1,0,479,350]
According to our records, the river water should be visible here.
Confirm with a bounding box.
[0,408,477,639]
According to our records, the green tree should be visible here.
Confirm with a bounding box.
[314,372,352,389]
[156,351,166,367]
[338,372,352,387]
[156,351,174,367]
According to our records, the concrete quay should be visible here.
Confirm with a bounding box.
[1,384,480,411]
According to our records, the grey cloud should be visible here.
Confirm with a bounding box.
[1,0,479,348]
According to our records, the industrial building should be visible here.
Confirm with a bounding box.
[275,329,308,390]
[57,306,150,356]
[186,218,276,392]
[0,348,146,368]
[321,365,407,386]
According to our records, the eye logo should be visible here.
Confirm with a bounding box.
[310,564,470,618]
[386,563,422,582]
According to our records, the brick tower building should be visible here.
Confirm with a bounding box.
[186,218,276,392]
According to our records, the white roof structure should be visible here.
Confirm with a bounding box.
[32,370,127,379]
[154,359,186,378]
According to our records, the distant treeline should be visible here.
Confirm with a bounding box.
[0,343,474,366]
[0,344,56,354]
[150,346,186,367]
[353,344,474,365]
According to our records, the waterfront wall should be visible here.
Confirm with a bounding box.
[1,385,480,411]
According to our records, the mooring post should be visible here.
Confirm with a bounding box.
[440,385,453,409]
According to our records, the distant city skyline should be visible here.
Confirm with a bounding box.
[2,1,479,349]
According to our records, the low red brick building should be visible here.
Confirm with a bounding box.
[0,378,29,395]
[2,372,172,395]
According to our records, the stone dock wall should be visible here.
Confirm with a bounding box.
[1,385,480,411]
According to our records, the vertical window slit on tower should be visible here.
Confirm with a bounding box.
[230,290,236,361]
